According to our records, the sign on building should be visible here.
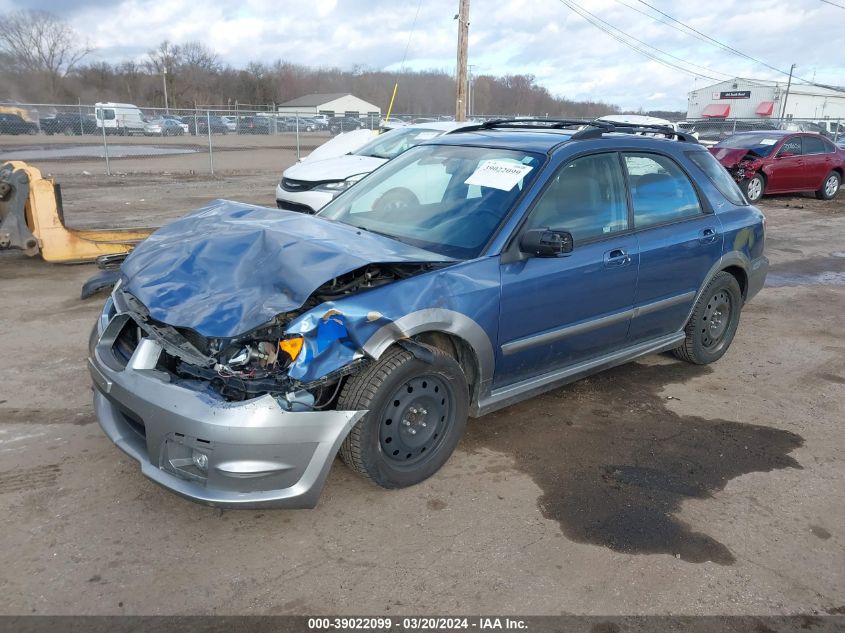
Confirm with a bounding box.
[719,91,752,100]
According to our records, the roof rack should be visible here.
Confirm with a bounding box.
[572,121,699,144]
[459,117,699,144]
[461,117,598,131]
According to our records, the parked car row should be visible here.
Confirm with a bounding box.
[1,109,334,137]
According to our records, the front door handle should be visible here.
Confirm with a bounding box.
[604,248,632,267]
[699,227,719,244]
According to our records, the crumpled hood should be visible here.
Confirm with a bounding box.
[120,200,450,338]
[709,147,757,168]
[284,154,387,182]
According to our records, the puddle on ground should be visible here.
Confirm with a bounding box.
[1,144,199,161]
[765,256,845,287]
[462,361,803,564]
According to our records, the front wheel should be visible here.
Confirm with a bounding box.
[816,171,841,200]
[673,272,743,365]
[742,174,765,203]
[338,345,469,489]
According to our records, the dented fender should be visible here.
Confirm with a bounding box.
[284,258,501,390]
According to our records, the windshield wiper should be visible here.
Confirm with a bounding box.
[349,223,409,244]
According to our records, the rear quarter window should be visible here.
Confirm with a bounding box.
[686,150,747,206]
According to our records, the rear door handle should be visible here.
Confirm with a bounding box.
[699,227,719,244]
[604,248,632,267]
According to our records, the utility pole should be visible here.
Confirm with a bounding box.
[779,63,796,123]
[455,0,470,122]
[163,68,169,113]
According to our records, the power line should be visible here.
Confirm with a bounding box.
[555,0,728,81]
[820,0,845,9]
[631,0,816,83]
[616,0,845,93]
[399,0,424,70]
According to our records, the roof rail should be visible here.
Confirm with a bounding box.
[578,121,700,144]
[458,117,699,144]
[459,118,601,132]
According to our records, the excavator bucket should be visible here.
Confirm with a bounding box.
[0,161,155,264]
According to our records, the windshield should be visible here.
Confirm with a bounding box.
[319,144,544,259]
[353,127,448,160]
[715,134,782,157]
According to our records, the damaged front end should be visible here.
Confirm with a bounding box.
[110,262,434,408]
[728,157,763,184]
[710,147,765,184]
[88,201,460,508]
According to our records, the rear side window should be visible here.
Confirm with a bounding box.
[803,136,828,155]
[686,151,747,206]
[623,153,703,228]
[525,153,629,242]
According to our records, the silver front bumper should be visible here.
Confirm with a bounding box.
[89,316,365,509]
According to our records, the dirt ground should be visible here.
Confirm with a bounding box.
[0,145,843,616]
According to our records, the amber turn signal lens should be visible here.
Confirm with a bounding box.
[279,337,304,361]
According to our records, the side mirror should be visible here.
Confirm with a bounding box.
[520,228,574,257]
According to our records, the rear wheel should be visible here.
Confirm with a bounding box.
[673,272,742,365]
[816,171,841,200]
[742,173,765,203]
[338,345,469,489]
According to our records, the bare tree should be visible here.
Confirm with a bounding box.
[146,40,181,74]
[146,41,181,106]
[0,10,93,97]
[181,42,220,73]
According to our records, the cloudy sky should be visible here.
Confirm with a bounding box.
[3,0,844,111]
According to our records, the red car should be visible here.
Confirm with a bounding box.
[709,131,844,203]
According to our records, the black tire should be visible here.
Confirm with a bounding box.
[338,345,469,489]
[742,173,765,203]
[673,271,743,365]
[815,171,841,200]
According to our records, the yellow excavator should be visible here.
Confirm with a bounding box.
[0,161,155,297]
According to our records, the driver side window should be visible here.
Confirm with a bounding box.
[525,153,629,242]
[778,137,803,157]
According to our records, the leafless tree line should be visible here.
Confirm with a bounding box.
[0,9,623,118]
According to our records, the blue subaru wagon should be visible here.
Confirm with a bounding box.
[89,119,768,508]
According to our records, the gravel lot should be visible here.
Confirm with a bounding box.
[0,143,843,616]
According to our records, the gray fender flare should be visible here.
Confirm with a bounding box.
[682,252,751,326]
[361,308,495,396]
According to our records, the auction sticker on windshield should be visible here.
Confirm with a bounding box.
[465,160,533,191]
[760,139,778,145]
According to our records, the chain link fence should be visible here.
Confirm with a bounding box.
[2,103,843,177]
[677,117,844,146]
[0,102,382,176]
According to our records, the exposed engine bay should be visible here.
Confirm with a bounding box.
[115,262,435,405]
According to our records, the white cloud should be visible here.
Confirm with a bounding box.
[8,0,841,111]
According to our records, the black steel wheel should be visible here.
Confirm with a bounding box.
[338,344,469,488]
[674,271,742,365]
